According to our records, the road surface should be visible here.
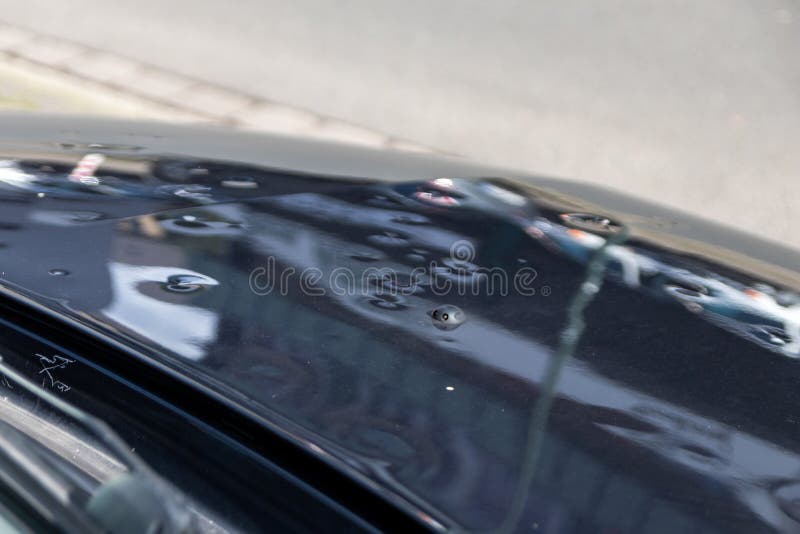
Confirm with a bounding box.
[1,0,798,249]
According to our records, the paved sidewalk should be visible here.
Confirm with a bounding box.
[0,21,432,153]
[0,56,199,121]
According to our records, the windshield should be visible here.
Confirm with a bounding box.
[0,359,217,533]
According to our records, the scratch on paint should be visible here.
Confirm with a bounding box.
[36,354,74,393]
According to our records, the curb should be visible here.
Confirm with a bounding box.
[0,21,436,153]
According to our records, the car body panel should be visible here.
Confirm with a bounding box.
[1,115,800,532]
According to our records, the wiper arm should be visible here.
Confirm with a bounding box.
[0,357,197,533]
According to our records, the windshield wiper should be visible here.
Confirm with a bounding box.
[0,357,200,533]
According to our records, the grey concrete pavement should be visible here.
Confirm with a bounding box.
[0,21,433,152]
[0,1,798,249]
[0,53,199,120]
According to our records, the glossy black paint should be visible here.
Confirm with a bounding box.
[1,115,800,533]
[0,301,382,532]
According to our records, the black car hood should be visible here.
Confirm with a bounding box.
[1,115,800,533]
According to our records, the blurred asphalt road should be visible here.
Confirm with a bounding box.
[0,1,798,249]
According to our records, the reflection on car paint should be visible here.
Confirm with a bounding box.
[528,217,800,358]
[68,153,105,185]
[102,263,219,360]
[1,152,800,532]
